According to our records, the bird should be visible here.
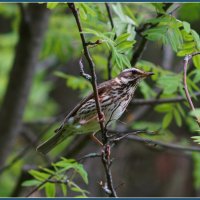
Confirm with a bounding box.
[36,67,154,154]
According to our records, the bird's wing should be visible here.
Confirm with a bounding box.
[58,80,112,128]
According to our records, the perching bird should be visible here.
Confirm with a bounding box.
[37,68,153,154]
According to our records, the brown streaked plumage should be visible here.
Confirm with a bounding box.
[37,68,153,154]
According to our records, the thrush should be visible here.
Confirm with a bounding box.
[37,68,153,154]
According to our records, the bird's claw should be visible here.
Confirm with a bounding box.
[98,112,105,123]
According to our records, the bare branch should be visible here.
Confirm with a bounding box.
[132,91,200,105]
[85,39,102,47]
[26,175,53,197]
[78,152,101,162]
[68,3,117,197]
[127,135,200,153]
[183,53,200,127]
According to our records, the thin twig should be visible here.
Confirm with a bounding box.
[26,175,53,197]
[111,130,156,142]
[183,53,200,127]
[78,152,101,162]
[127,135,200,153]
[79,57,92,82]
[132,91,200,105]
[131,38,147,66]
[85,40,102,47]
[68,3,117,197]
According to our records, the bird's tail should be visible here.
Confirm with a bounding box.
[36,127,67,154]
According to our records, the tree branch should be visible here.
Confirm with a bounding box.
[68,3,105,139]
[68,3,117,197]
[183,53,200,127]
[127,135,200,153]
[132,91,200,105]
[0,3,50,166]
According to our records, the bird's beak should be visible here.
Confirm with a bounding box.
[141,71,154,77]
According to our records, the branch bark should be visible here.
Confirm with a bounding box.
[68,3,117,197]
[132,91,200,105]
[0,4,50,165]
[183,53,200,127]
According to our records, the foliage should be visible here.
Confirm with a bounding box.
[22,158,88,197]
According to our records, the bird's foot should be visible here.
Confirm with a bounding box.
[98,111,105,123]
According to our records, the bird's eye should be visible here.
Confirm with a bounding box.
[132,69,136,74]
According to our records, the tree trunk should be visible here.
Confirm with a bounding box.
[0,3,50,165]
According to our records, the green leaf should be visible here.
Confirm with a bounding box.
[193,54,200,69]
[177,103,186,117]
[173,109,182,127]
[29,170,50,181]
[131,121,161,131]
[192,153,200,189]
[139,81,155,99]
[45,183,56,197]
[112,3,136,26]
[61,183,67,196]
[144,26,168,40]
[22,179,41,187]
[40,167,55,175]
[119,54,132,68]
[47,3,59,9]
[191,30,200,49]
[54,71,68,79]
[191,136,200,144]
[155,104,173,113]
[146,16,170,24]
[116,41,135,53]
[151,3,165,14]
[81,3,96,17]
[79,7,87,20]
[190,108,200,119]
[75,164,88,184]
[71,185,88,196]
[162,112,173,129]
[183,21,191,33]
[115,33,131,45]
[157,74,181,95]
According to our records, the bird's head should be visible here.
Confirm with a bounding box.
[117,67,154,85]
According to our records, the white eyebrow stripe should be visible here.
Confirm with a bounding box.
[120,77,129,84]
[115,77,121,84]
[122,68,141,73]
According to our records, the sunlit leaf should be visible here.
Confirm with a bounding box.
[162,112,173,129]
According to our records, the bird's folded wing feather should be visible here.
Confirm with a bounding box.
[56,80,111,130]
